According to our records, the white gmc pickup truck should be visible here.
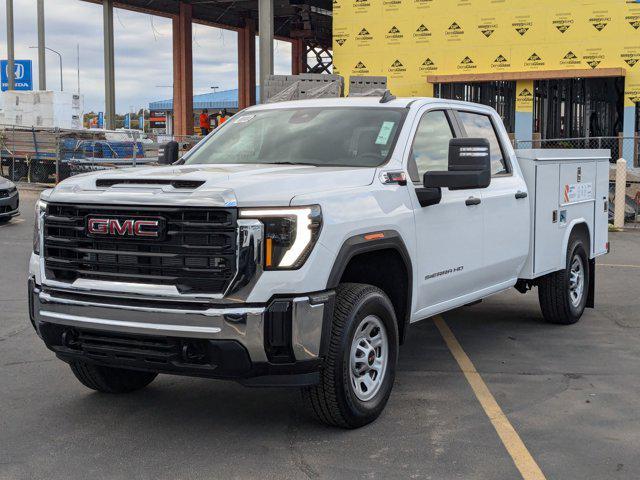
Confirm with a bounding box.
[28,96,609,428]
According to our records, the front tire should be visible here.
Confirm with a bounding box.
[70,361,157,393]
[302,283,399,428]
[538,233,590,325]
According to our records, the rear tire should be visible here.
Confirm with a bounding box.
[538,233,590,325]
[70,361,157,393]
[302,283,399,429]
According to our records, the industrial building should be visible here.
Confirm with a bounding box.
[332,0,639,146]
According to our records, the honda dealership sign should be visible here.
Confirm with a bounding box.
[1,60,33,91]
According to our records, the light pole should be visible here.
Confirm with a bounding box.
[29,46,63,91]
[6,0,15,90]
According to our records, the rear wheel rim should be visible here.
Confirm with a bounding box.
[568,254,585,308]
[349,315,389,402]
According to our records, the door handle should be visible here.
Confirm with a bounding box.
[515,191,528,199]
[465,197,481,206]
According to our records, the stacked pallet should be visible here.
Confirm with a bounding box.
[348,76,388,97]
[264,74,345,103]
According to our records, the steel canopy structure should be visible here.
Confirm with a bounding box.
[81,0,333,134]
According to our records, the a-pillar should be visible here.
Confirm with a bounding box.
[514,80,534,143]
[238,19,256,110]
[291,38,305,75]
[173,2,193,136]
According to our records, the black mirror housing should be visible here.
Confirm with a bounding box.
[158,141,180,165]
[424,138,491,190]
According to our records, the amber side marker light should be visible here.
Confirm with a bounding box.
[265,237,273,267]
[364,232,385,241]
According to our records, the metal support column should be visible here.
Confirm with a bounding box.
[37,0,46,90]
[172,1,193,136]
[238,19,256,110]
[258,0,274,104]
[291,38,305,75]
[103,0,116,130]
[6,0,15,90]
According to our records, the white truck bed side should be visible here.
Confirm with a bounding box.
[516,149,610,280]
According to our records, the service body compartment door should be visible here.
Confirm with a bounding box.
[558,162,596,255]
[534,163,561,275]
[593,160,610,256]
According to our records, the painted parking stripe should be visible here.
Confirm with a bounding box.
[599,263,640,269]
[433,315,546,480]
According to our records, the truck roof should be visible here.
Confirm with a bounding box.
[246,96,498,113]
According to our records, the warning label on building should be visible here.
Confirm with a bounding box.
[413,24,432,43]
[512,16,533,36]
[553,14,574,34]
[383,0,403,13]
[446,21,465,42]
[589,12,610,32]
[388,59,407,78]
[583,49,605,70]
[385,25,404,45]
[477,17,498,38]
[457,56,477,70]
[516,82,534,112]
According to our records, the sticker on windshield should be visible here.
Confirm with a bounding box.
[375,121,395,145]
[234,114,255,124]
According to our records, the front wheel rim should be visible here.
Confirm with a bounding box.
[349,315,389,402]
[568,254,585,307]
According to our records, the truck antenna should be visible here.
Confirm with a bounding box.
[380,90,396,103]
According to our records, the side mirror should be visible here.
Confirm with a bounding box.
[158,140,179,165]
[424,138,491,190]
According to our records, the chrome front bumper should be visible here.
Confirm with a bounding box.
[30,282,334,366]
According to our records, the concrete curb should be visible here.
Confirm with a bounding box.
[16,182,53,192]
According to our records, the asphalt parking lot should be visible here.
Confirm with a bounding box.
[1,189,639,480]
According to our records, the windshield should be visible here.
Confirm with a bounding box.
[183,107,405,167]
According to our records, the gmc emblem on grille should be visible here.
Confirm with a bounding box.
[87,217,161,238]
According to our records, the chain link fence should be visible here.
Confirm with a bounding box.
[0,125,201,185]
[3,125,638,224]
[515,135,639,167]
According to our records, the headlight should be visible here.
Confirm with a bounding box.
[239,206,322,270]
[33,200,47,254]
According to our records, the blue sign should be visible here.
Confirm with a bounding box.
[124,113,131,129]
[1,60,33,91]
[139,115,144,130]
[97,112,104,128]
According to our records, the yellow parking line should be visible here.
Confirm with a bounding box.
[599,263,640,269]
[433,315,546,480]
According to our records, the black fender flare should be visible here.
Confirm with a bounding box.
[326,230,413,344]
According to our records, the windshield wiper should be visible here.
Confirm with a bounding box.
[266,161,317,166]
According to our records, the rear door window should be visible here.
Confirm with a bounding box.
[456,111,509,175]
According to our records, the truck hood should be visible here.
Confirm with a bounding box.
[0,177,15,189]
[47,164,376,207]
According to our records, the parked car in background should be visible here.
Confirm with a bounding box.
[0,177,19,222]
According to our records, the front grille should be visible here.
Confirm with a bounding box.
[77,329,182,365]
[43,203,238,294]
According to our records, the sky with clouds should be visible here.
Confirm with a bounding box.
[0,0,291,113]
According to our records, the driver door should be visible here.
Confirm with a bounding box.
[407,109,486,318]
